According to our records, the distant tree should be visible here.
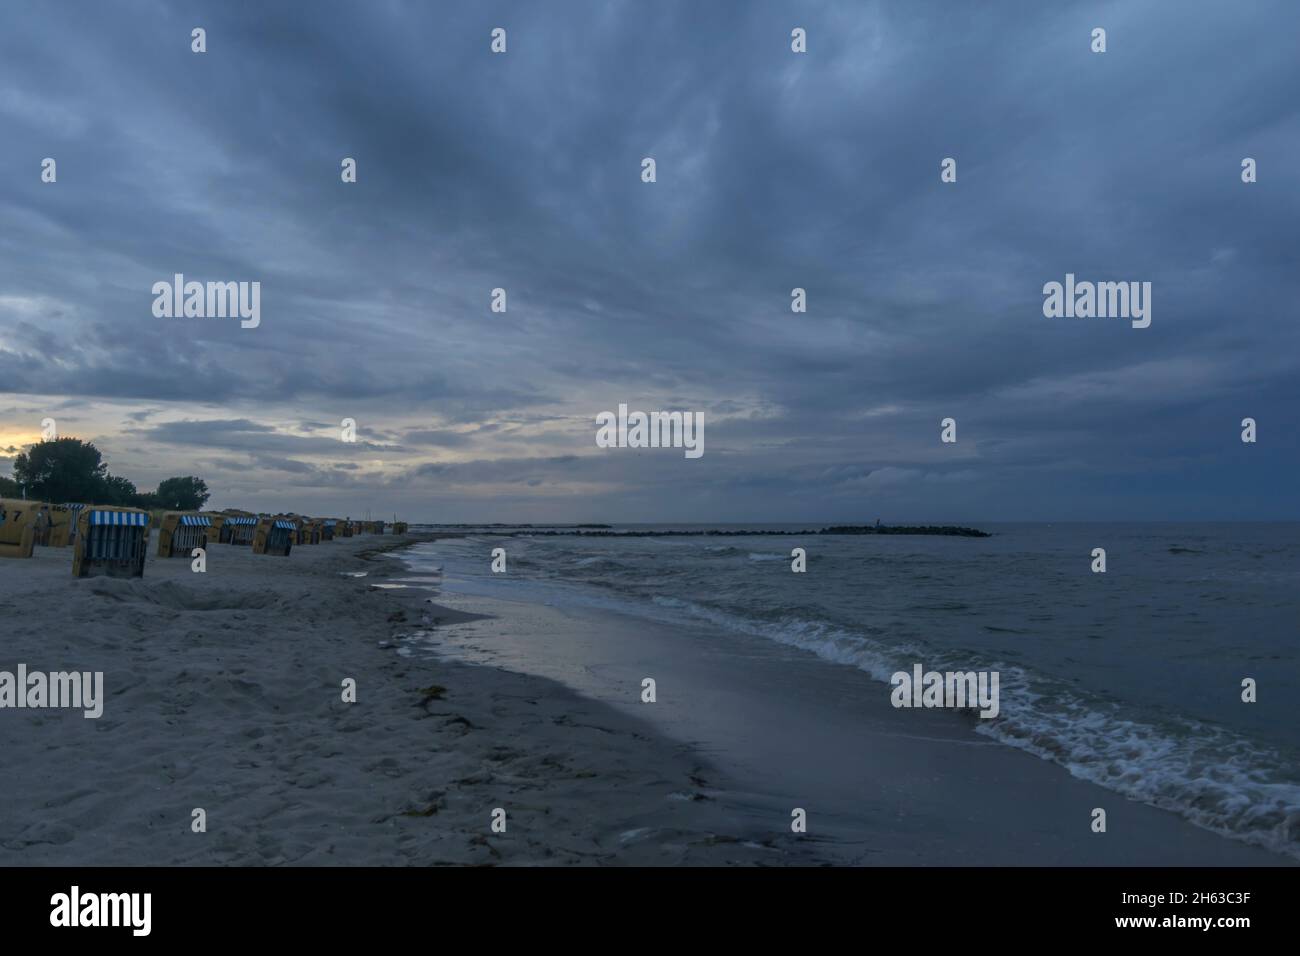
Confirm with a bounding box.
[11,438,109,502]
[8,439,213,509]
[154,476,210,511]
[100,474,139,507]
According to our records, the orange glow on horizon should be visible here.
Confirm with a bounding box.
[0,430,42,452]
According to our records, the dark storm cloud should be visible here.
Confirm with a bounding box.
[1,0,1297,519]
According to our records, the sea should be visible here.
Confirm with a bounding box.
[396,522,1300,859]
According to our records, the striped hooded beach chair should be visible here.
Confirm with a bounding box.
[73,507,149,578]
[222,514,259,545]
[158,512,212,557]
[253,516,297,556]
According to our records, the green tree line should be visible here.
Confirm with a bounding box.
[0,438,210,511]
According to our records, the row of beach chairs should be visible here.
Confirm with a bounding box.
[0,501,406,579]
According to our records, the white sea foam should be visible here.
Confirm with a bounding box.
[648,594,1300,859]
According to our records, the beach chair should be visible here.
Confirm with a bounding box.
[222,513,258,545]
[0,499,42,559]
[48,503,88,547]
[297,519,322,545]
[73,507,149,578]
[158,512,212,558]
[252,516,296,556]
[392,521,409,534]
[320,519,336,541]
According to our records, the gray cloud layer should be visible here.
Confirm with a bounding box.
[2,1,1297,520]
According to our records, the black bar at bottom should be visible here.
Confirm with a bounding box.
[0,866,1290,941]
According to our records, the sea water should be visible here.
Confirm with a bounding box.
[400,522,1300,858]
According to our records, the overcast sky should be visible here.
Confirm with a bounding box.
[2,0,1297,523]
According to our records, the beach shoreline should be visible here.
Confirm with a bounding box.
[3,530,1293,866]
[392,536,1297,866]
[0,533,822,865]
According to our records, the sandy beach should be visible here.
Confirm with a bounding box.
[0,534,819,865]
[2,531,1294,866]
